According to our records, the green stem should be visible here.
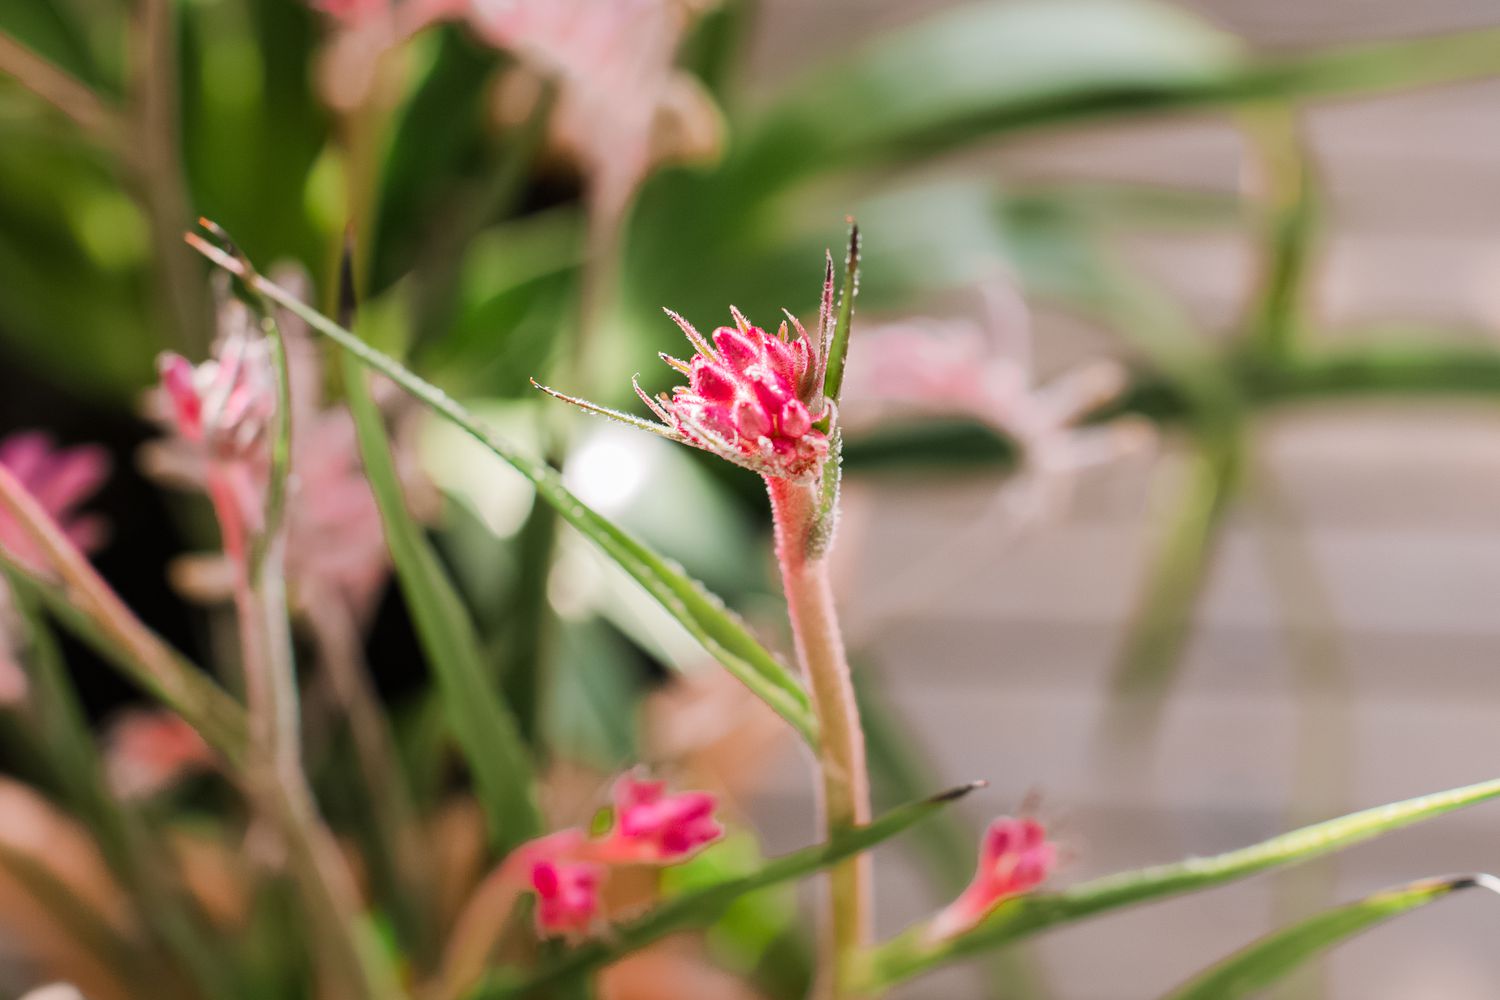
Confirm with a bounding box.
[767,476,871,997]
[0,30,122,143]
[127,0,206,352]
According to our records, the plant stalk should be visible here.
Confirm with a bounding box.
[767,476,871,997]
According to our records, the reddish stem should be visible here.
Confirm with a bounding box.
[767,476,872,996]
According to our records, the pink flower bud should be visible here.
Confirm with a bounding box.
[530,858,604,937]
[928,816,1055,941]
[599,772,723,864]
[651,310,828,481]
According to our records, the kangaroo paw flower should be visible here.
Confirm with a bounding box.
[927,815,1055,941]
[540,307,832,482]
[598,771,723,864]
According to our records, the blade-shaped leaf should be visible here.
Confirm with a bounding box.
[343,349,541,853]
[187,235,819,746]
[1162,874,1500,1000]
[745,0,1500,184]
[470,782,986,999]
[855,776,1500,991]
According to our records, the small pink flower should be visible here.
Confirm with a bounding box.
[530,857,604,937]
[598,772,723,864]
[157,313,276,465]
[542,301,835,482]
[104,709,216,799]
[499,774,723,939]
[146,274,432,622]
[841,279,1152,518]
[458,0,717,218]
[927,816,1055,940]
[0,432,110,574]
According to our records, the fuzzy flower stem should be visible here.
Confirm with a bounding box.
[199,308,399,999]
[767,476,872,996]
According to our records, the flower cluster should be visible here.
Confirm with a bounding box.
[147,276,430,623]
[653,309,830,481]
[543,305,835,483]
[508,772,723,937]
[927,815,1056,940]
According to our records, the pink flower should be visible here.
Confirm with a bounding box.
[499,774,723,938]
[104,709,216,799]
[841,280,1152,515]
[157,316,277,464]
[530,856,605,937]
[0,432,109,707]
[542,299,835,482]
[598,772,723,864]
[456,0,719,218]
[145,273,432,623]
[0,432,110,574]
[927,816,1055,940]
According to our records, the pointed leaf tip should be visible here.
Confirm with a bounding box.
[931,780,988,804]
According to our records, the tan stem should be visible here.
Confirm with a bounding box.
[0,32,122,143]
[767,476,872,997]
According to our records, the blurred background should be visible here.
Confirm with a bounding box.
[3,0,1500,997]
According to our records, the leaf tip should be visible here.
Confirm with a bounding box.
[931,780,988,804]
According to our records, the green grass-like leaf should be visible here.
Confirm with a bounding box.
[855,776,1500,991]
[469,782,986,999]
[188,235,819,746]
[343,349,541,853]
[1161,874,1500,1000]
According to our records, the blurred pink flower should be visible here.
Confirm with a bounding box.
[103,709,216,800]
[499,773,722,938]
[543,305,832,482]
[598,772,723,864]
[927,815,1055,941]
[530,856,605,937]
[458,0,719,218]
[0,433,110,704]
[0,432,111,575]
[841,280,1152,510]
[145,274,431,624]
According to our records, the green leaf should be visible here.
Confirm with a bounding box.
[821,222,859,409]
[470,782,986,999]
[189,237,819,746]
[745,0,1239,186]
[1161,875,1500,1000]
[342,348,541,853]
[746,0,1500,184]
[855,776,1500,992]
[0,559,248,764]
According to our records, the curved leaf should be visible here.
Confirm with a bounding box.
[470,782,986,999]
[188,235,819,746]
[1162,874,1500,1000]
[856,776,1500,991]
[343,349,541,852]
